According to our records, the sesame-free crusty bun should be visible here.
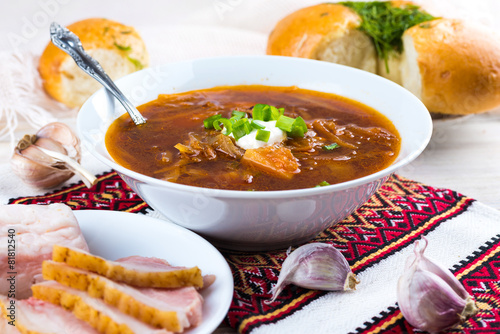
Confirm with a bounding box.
[267,2,500,115]
[267,3,377,73]
[401,18,500,115]
[39,18,149,108]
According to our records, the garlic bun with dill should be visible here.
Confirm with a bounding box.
[267,1,500,115]
[39,18,149,108]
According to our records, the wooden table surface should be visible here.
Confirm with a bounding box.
[400,109,500,210]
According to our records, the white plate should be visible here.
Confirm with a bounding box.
[73,210,234,334]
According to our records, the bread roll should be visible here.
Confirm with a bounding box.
[400,18,500,115]
[39,18,149,108]
[267,3,500,115]
[362,1,417,86]
[267,3,377,73]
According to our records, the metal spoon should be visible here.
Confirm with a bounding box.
[49,22,146,125]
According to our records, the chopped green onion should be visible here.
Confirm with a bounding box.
[262,107,272,121]
[213,120,222,131]
[315,181,330,187]
[204,104,307,140]
[276,115,295,132]
[232,118,246,128]
[232,118,252,140]
[243,121,253,134]
[253,104,284,122]
[255,129,271,142]
[323,143,340,150]
[232,129,246,140]
[221,119,234,134]
[203,114,222,129]
[269,106,281,121]
[252,104,267,121]
[288,117,307,138]
[251,121,265,130]
[231,110,247,120]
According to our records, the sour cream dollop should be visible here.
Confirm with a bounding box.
[231,120,286,150]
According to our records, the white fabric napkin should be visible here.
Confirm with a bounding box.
[248,200,500,333]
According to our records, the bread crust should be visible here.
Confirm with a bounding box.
[404,18,500,115]
[267,2,500,115]
[39,18,149,108]
[267,4,362,58]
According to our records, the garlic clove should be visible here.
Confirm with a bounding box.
[269,243,359,302]
[10,122,94,189]
[405,241,469,301]
[397,238,478,332]
[34,145,97,188]
[399,270,467,332]
[36,122,81,160]
[24,137,67,164]
[11,135,72,188]
[11,151,74,189]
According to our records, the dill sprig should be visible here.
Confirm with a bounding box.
[340,1,436,71]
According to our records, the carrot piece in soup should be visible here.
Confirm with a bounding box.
[241,145,300,179]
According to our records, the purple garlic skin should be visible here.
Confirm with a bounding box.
[270,243,359,302]
[397,238,478,333]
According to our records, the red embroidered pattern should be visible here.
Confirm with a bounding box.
[9,171,149,213]
[10,172,499,333]
[221,175,475,333]
[360,237,500,333]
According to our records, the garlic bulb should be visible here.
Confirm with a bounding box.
[270,243,359,302]
[11,122,94,189]
[397,238,478,333]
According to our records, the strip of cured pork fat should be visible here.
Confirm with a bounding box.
[0,204,89,299]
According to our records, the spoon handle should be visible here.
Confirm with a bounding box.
[49,22,146,125]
